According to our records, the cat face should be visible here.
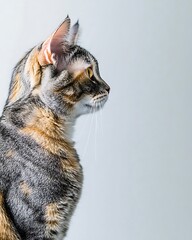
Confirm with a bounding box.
[39,45,110,118]
[7,17,110,118]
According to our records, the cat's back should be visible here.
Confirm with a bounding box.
[0,121,22,190]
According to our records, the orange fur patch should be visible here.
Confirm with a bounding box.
[20,107,76,156]
[45,203,59,233]
[26,49,42,88]
[20,181,31,196]
[60,158,80,173]
[0,193,20,240]
[5,150,15,158]
[8,74,22,103]
[74,71,88,81]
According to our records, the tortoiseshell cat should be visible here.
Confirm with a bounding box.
[0,16,110,240]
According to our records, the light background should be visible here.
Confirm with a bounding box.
[0,0,192,240]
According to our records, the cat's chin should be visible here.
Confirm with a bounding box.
[84,101,106,112]
[73,104,99,118]
[72,93,108,118]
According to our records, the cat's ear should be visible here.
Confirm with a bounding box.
[38,16,71,71]
[68,21,79,45]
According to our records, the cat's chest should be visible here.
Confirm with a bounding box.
[37,157,83,237]
[44,198,78,239]
[5,143,83,203]
[7,154,83,239]
[22,153,83,198]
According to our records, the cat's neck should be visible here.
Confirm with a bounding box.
[24,106,75,141]
[2,102,77,155]
[22,106,77,155]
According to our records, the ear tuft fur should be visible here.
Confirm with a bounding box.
[68,20,80,45]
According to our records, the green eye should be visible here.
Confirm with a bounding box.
[86,67,93,78]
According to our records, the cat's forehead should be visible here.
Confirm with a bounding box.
[69,46,97,69]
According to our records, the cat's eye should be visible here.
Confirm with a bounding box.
[85,67,93,79]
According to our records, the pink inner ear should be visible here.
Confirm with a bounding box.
[38,37,52,66]
[50,19,70,54]
[38,17,71,68]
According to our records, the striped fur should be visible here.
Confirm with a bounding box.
[0,16,110,239]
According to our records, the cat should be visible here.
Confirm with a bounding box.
[0,16,110,240]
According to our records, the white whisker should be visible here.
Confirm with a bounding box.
[81,95,108,160]
[77,115,89,140]
[82,106,95,159]
[94,103,97,162]
[98,101,104,137]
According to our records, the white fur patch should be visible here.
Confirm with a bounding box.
[67,59,90,73]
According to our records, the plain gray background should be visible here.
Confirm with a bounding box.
[0,0,192,239]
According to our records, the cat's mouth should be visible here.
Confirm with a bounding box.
[74,92,109,117]
[85,93,108,111]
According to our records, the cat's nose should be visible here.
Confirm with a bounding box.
[102,81,110,93]
[106,86,110,93]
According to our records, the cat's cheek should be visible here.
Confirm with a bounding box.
[72,96,93,117]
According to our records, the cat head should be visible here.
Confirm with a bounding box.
[7,16,110,118]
